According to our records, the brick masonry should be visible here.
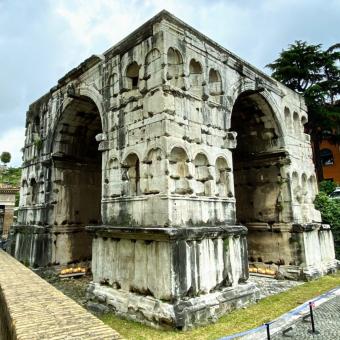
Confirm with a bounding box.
[0,250,122,340]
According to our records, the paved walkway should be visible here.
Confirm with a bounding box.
[0,250,122,340]
[273,294,340,339]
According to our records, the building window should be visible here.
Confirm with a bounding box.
[320,148,334,166]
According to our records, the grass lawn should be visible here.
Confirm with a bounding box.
[100,271,340,340]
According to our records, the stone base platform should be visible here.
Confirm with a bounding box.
[87,281,259,330]
[86,225,257,329]
[246,223,338,280]
[8,224,92,267]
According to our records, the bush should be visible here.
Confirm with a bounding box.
[319,180,338,195]
[0,167,21,187]
[314,192,340,259]
[0,151,11,165]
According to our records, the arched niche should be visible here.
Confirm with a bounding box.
[215,157,231,197]
[122,153,140,196]
[292,171,302,203]
[308,175,317,203]
[194,153,210,196]
[169,147,192,195]
[104,157,121,198]
[20,179,28,206]
[167,47,183,88]
[145,48,162,89]
[143,148,165,195]
[108,73,119,97]
[189,59,203,98]
[293,111,300,137]
[301,173,308,202]
[33,116,40,134]
[29,178,38,206]
[125,62,140,90]
[301,115,308,127]
[284,107,292,132]
[208,69,222,103]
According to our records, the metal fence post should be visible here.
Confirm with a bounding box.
[308,301,319,335]
[265,323,271,340]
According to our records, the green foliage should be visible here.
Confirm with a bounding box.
[267,41,340,180]
[267,41,340,128]
[267,41,325,93]
[319,180,338,195]
[314,192,340,259]
[0,167,21,187]
[0,151,11,164]
[34,137,43,151]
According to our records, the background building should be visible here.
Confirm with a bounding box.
[0,183,19,239]
[320,128,340,183]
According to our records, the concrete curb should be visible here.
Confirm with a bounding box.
[219,285,340,339]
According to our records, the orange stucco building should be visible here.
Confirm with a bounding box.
[320,137,340,183]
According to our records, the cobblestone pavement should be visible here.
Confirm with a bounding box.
[273,294,340,340]
[248,275,302,299]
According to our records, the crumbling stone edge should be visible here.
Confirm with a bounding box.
[86,281,259,330]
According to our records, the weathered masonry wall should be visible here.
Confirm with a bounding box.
[0,250,121,340]
[10,9,337,330]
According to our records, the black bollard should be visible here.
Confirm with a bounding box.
[265,323,271,340]
[308,301,320,335]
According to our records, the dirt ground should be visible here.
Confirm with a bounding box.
[35,265,92,308]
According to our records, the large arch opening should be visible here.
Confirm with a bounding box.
[50,95,102,264]
[231,91,289,264]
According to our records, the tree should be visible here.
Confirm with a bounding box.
[267,41,340,180]
[0,152,11,165]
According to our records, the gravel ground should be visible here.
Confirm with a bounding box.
[248,274,302,299]
[273,294,340,340]
[37,268,302,310]
[35,266,92,308]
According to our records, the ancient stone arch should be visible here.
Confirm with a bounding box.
[12,10,336,330]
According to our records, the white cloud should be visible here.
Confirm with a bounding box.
[1,0,339,167]
[0,127,25,167]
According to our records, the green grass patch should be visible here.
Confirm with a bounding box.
[100,271,340,340]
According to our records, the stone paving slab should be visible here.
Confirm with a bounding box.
[0,250,122,340]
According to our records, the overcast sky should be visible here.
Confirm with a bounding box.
[0,0,339,166]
